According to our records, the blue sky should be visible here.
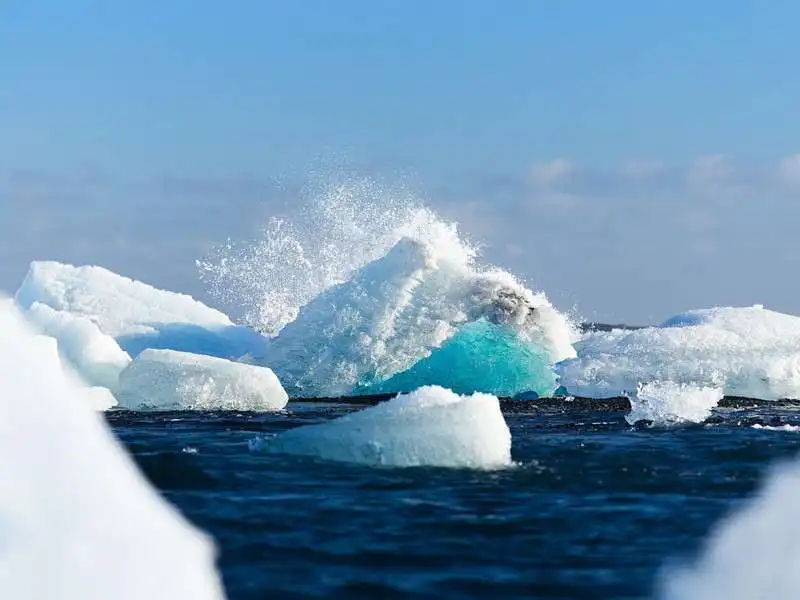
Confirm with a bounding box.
[2,1,800,323]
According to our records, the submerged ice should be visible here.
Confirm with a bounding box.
[558,305,800,401]
[265,385,513,469]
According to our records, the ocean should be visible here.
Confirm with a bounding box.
[108,400,800,599]
[4,180,800,598]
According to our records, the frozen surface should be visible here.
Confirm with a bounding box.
[16,261,268,360]
[660,459,800,600]
[266,385,512,468]
[117,349,288,411]
[557,305,800,400]
[0,300,225,599]
[24,301,131,390]
[626,382,722,426]
[263,231,576,397]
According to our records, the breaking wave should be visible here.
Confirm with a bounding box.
[198,176,577,397]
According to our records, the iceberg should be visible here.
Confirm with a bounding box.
[263,232,576,397]
[266,385,512,468]
[24,301,131,391]
[16,261,268,360]
[117,349,288,411]
[0,300,225,599]
[557,305,800,400]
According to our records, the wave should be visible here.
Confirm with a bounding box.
[199,176,577,398]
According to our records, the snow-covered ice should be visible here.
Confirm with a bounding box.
[117,348,288,411]
[16,260,268,360]
[558,305,800,400]
[24,301,131,391]
[0,299,225,600]
[266,385,512,468]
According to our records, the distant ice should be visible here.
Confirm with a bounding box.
[626,382,722,426]
[266,385,512,468]
[24,301,131,391]
[558,305,800,400]
[0,299,225,599]
[117,348,288,411]
[16,260,268,360]
[660,459,800,600]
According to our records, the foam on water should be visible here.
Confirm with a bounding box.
[626,382,722,426]
[558,305,800,400]
[200,177,576,397]
[264,385,513,468]
[660,459,800,600]
[0,300,225,599]
[117,349,288,411]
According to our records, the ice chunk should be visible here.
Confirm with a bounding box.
[264,233,576,397]
[84,386,119,411]
[626,382,722,426]
[660,459,800,600]
[557,305,800,400]
[24,301,131,390]
[0,300,225,599]
[267,385,512,468]
[117,348,288,411]
[16,260,268,360]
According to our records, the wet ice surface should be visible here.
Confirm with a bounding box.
[106,402,800,600]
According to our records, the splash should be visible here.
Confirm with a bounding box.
[198,175,577,397]
[197,177,443,336]
[626,381,723,426]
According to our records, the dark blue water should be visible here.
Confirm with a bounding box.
[106,404,800,600]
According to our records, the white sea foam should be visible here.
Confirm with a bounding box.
[751,424,800,433]
[265,385,513,468]
[558,305,800,401]
[660,459,800,600]
[626,382,722,426]
[117,349,288,411]
[0,299,225,599]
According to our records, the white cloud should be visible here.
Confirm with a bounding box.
[618,158,666,179]
[687,154,735,194]
[528,159,574,187]
[776,154,800,190]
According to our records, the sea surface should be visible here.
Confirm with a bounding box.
[106,401,800,600]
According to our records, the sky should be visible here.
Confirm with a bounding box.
[2,1,800,324]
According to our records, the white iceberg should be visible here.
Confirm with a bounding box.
[24,301,131,390]
[264,231,576,397]
[117,349,288,411]
[266,385,512,468]
[16,260,268,360]
[0,300,225,599]
[558,305,800,400]
[26,329,119,410]
[660,459,800,600]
